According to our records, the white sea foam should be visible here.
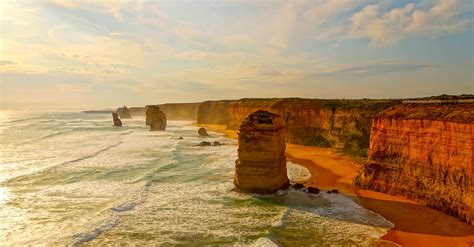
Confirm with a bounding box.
[0,112,394,246]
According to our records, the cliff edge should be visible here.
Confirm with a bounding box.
[354,101,474,224]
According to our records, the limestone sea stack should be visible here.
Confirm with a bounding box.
[112,112,122,127]
[119,105,132,119]
[233,110,289,194]
[146,105,167,131]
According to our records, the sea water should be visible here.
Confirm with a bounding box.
[0,111,394,246]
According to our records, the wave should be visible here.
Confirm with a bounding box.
[63,141,123,165]
[2,141,124,185]
[13,130,74,146]
[119,130,134,137]
[72,216,120,246]
[110,185,149,213]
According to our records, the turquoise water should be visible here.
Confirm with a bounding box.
[0,111,393,246]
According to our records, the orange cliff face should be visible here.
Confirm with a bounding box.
[158,103,201,120]
[197,100,236,125]
[355,103,474,224]
[225,98,400,156]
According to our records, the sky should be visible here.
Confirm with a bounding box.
[0,0,473,109]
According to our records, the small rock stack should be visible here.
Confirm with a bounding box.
[119,105,132,119]
[112,112,122,127]
[146,105,167,131]
[234,110,289,194]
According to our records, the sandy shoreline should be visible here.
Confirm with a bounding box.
[198,124,474,247]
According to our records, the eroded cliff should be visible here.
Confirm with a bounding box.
[158,103,201,120]
[197,100,236,125]
[224,98,400,156]
[355,102,474,224]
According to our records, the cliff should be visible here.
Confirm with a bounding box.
[197,100,236,125]
[355,102,474,224]
[198,98,400,156]
[234,110,289,193]
[158,103,200,120]
[116,103,199,120]
[116,106,146,117]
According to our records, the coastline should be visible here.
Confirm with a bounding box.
[197,124,474,247]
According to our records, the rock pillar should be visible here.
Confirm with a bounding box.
[234,110,289,193]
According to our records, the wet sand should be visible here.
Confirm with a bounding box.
[198,124,474,247]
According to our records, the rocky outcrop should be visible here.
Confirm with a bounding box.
[354,102,474,224]
[116,106,144,117]
[112,112,122,127]
[146,105,167,131]
[234,110,290,194]
[198,128,209,136]
[117,105,131,119]
[197,100,236,125]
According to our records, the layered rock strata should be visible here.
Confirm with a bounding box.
[158,103,201,120]
[146,105,167,131]
[197,100,235,125]
[112,112,122,127]
[354,103,474,224]
[198,98,399,156]
[234,110,289,194]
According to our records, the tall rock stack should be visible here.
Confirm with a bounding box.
[119,105,132,119]
[112,112,122,127]
[234,110,289,194]
[146,105,167,131]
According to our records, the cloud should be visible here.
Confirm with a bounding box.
[349,0,471,47]
[0,60,17,66]
[48,0,128,21]
[304,0,357,27]
[268,1,299,50]
[310,60,439,76]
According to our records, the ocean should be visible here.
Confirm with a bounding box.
[0,111,393,246]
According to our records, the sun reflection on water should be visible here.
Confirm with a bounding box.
[0,187,10,205]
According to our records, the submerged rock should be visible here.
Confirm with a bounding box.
[119,105,131,119]
[178,136,184,140]
[293,183,305,190]
[112,112,122,127]
[146,105,167,131]
[213,141,223,146]
[195,141,212,147]
[198,127,209,136]
[331,189,339,194]
[307,187,320,194]
[233,110,289,194]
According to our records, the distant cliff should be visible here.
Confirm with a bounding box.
[117,103,199,120]
[116,106,146,117]
[197,100,236,125]
[197,98,400,156]
[355,102,474,224]
[158,103,201,120]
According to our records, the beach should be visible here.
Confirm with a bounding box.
[199,124,474,247]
